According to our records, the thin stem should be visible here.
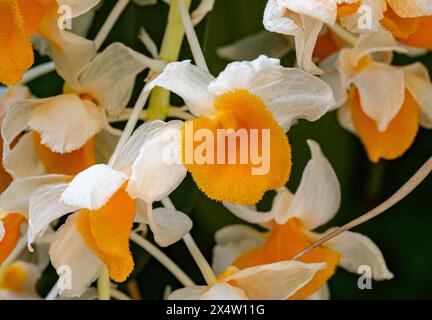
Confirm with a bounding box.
[326,23,358,46]
[130,232,195,287]
[94,0,130,49]
[293,156,432,260]
[108,89,151,166]
[97,266,111,300]
[177,0,209,71]
[45,280,60,300]
[111,288,132,300]
[183,233,217,286]
[0,234,27,273]
[19,62,55,85]
[146,0,192,121]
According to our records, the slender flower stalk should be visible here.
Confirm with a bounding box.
[177,0,209,71]
[293,156,432,260]
[146,0,192,120]
[130,232,195,287]
[45,280,60,300]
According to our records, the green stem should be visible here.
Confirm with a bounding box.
[146,0,192,120]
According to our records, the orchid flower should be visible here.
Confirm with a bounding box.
[215,140,393,300]
[1,43,161,177]
[26,121,192,297]
[321,29,432,162]
[145,55,335,205]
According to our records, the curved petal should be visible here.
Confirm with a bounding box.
[28,94,105,153]
[200,282,249,300]
[222,204,275,224]
[145,60,216,118]
[126,121,187,203]
[225,260,326,300]
[168,286,209,300]
[212,224,266,275]
[61,164,128,211]
[147,207,192,247]
[276,0,338,25]
[311,229,394,280]
[49,213,103,298]
[337,104,356,134]
[58,0,101,18]
[352,62,405,132]
[276,140,341,229]
[320,54,348,109]
[77,43,155,117]
[28,182,79,251]
[0,175,69,219]
[3,132,46,179]
[0,85,31,119]
[403,63,432,129]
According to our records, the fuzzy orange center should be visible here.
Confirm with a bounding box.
[181,89,291,205]
[0,262,27,292]
[76,183,136,283]
[233,218,340,300]
[337,1,361,18]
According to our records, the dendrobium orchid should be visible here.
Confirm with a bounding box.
[321,30,432,162]
[169,261,326,300]
[1,43,159,177]
[215,140,393,299]
[27,121,192,297]
[146,55,335,205]
[263,0,432,75]
[0,0,101,86]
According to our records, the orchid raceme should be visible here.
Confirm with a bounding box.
[27,121,192,297]
[216,140,393,299]
[146,55,335,205]
[1,43,160,177]
[0,0,101,86]
[169,261,326,300]
[321,30,432,162]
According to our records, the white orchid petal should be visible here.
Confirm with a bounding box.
[226,260,326,300]
[3,132,46,179]
[50,213,103,297]
[222,203,275,224]
[200,282,249,300]
[352,63,405,132]
[276,0,338,25]
[147,207,192,247]
[277,140,341,229]
[78,43,154,117]
[28,94,105,153]
[126,121,187,203]
[0,175,69,219]
[320,55,348,109]
[212,225,266,275]
[57,0,101,18]
[145,60,216,118]
[168,286,209,300]
[337,104,356,134]
[0,221,4,242]
[0,85,31,119]
[61,164,128,210]
[28,182,79,251]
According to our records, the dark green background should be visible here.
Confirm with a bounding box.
[30,0,432,299]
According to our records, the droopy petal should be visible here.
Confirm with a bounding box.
[213,225,266,275]
[49,213,103,297]
[0,213,26,264]
[386,0,432,18]
[225,260,326,300]
[126,121,187,203]
[146,60,216,118]
[223,187,292,224]
[37,6,96,88]
[76,184,136,282]
[276,140,341,229]
[320,54,348,109]
[28,182,78,250]
[217,31,293,61]
[403,63,432,128]
[352,63,405,132]
[61,164,128,211]
[28,94,105,153]
[77,43,157,117]
[350,86,420,162]
[310,229,394,280]
[147,207,192,247]
[0,85,31,119]
[0,174,69,219]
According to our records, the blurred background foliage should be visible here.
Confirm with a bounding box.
[31,0,432,299]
